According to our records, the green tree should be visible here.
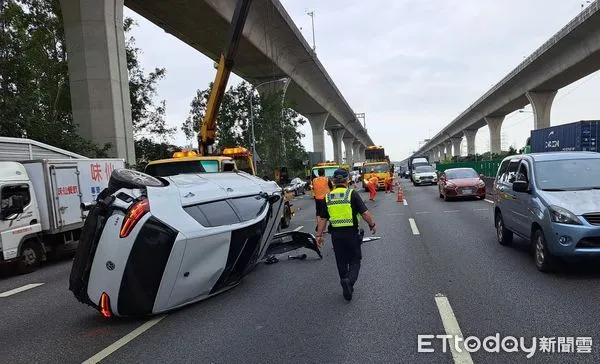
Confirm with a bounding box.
[182,81,308,178]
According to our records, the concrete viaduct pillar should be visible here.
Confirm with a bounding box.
[305,113,329,156]
[526,90,557,130]
[343,136,355,165]
[429,150,435,162]
[327,128,345,164]
[352,141,361,163]
[60,0,135,165]
[358,145,366,161]
[485,116,504,155]
[451,137,462,157]
[444,141,453,160]
[463,129,477,156]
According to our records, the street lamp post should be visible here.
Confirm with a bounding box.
[250,77,290,171]
[306,10,316,52]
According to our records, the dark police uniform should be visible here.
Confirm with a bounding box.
[319,186,368,290]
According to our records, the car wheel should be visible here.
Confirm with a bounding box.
[533,229,556,272]
[280,204,291,229]
[17,240,42,274]
[495,212,513,246]
[108,169,164,190]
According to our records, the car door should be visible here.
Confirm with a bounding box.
[511,160,534,237]
[496,159,521,230]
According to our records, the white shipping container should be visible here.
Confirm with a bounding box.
[22,159,125,233]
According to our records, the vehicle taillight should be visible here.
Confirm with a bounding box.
[100,292,112,318]
[120,198,150,238]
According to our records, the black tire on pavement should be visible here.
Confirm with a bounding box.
[495,211,513,246]
[533,228,557,272]
[17,240,42,274]
[108,169,165,190]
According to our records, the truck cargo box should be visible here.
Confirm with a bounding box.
[0,136,87,161]
[530,120,600,153]
[22,159,125,233]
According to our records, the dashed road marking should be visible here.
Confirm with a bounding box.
[473,208,489,211]
[0,283,44,297]
[409,218,420,235]
[434,294,474,364]
[443,210,460,213]
[82,314,167,364]
[484,199,494,204]
[293,225,304,232]
[403,198,408,206]
[388,213,405,216]
[415,211,431,215]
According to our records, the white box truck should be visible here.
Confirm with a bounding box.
[0,158,124,273]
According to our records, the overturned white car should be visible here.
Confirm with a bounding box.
[69,169,321,318]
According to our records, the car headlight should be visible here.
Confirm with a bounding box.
[549,205,581,225]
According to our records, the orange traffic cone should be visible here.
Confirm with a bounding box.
[397,185,404,202]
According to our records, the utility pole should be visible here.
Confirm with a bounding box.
[306,9,316,52]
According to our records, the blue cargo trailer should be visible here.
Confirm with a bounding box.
[530,120,600,153]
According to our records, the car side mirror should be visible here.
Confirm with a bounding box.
[512,180,529,193]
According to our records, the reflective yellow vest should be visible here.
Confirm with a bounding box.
[325,187,361,228]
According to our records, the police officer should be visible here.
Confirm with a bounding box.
[316,168,376,301]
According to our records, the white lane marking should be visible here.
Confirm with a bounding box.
[293,225,304,232]
[82,314,167,364]
[403,198,408,206]
[388,213,404,216]
[434,294,474,364]
[443,210,460,213]
[414,211,431,215]
[484,199,494,204]
[0,283,44,297]
[409,218,420,235]
[473,208,489,211]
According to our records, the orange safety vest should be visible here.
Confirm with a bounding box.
[384,176,392,184]
[313,177,330,200]
[369,176,379,185]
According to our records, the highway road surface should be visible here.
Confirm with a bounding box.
[1,180,600,363]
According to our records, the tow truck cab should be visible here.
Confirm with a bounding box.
[144,151,237,177]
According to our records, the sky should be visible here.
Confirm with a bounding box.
[123,0,600,162]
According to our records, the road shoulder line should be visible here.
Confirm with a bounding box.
[82,314,167,364]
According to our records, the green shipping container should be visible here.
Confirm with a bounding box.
[436,160,501,178]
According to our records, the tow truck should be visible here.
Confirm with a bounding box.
[362,146,392,190]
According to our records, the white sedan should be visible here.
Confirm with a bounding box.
[69,169,321,318]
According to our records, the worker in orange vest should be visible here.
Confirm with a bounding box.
[312,168,333,231]
[384,175,393,193]
[367,175,378,201]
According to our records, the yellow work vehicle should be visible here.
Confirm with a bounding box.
[144,150,237,177]
[361,146,392,190]
[309,162,341,193]
[221,146,255,175]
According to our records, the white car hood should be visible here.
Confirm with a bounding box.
[148,172,281,206]
[541,189,600,216]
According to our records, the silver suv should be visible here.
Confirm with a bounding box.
[493,152,600,272]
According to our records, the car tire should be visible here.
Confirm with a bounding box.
[280,204,291,229]
[495,212,513,246]
[533,229,557,272]
[17,240,42,274]
[108,169,164,190]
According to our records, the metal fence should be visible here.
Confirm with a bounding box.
[435,160,501,178]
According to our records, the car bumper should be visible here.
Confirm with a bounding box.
[545,221,600,257]
[414,178,437,184]
[444,186,485,197]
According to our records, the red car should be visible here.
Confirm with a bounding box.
[438,168,486,200]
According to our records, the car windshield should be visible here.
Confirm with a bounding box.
[232,156,252,174]
[415,166,434,173]
[312,167,338,178]
[365,163,388,173]
[145,160,210,177]
[534,158,600,190]
[446,169,478,179]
